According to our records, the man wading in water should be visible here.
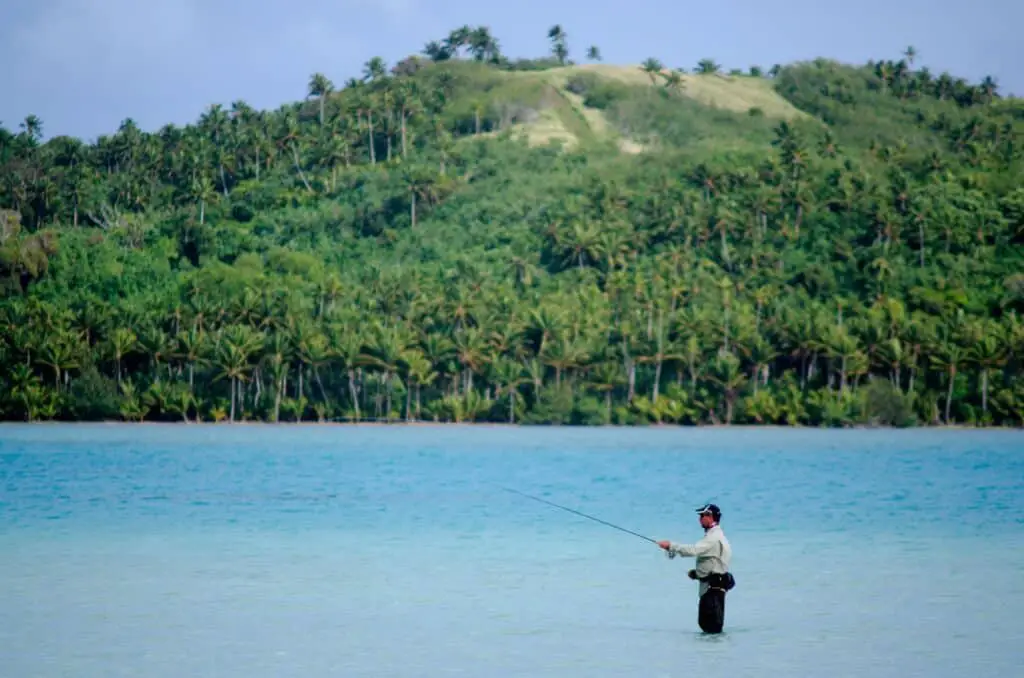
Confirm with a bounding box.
[658,503,734,634]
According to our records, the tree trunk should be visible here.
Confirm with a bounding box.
[401,111,408,158]
[981,370,988,414]
[348,369,360,421]
[720,225,730,267]
[314,368,329,409]
[275,373,283,423]
[653,358,662,402]
[945,368,955,424]
[291,144,312,191]
[405,381,412,422]
[367,112,376,164]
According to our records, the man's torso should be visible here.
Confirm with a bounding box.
[695,526,731,595]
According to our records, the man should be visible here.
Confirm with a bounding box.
[657,503,734,634]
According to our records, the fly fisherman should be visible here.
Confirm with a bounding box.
[657,503,734,634]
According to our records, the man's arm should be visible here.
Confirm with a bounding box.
[664,534,716,558]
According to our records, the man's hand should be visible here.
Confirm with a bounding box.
[687,569,698,580]
[657,540,671,550]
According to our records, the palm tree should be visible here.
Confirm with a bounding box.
[34,331,78,391]
[19,115,43,143]
[695,59,721,75]
[213,325,263,422]
[361,323,409,421]
[930,342,963,424]
[662,70,684,92]
[468,27,500,62]
[404,350,437,421]
[109,327,137,385]
[175,327,207,390]
[188,173,215,224]
[444,25,471,57]
[707,351,748,424]
[979,76,998,101]
[640,58,663,85]
[363,57,387,82]
[307,73,334,126]
[548,25,568,64]
[967,323,1007,417]
[490,358,527,423]
[423,40,449,61]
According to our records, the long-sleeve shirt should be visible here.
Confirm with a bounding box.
[666,525,732,597]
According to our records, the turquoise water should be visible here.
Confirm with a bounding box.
[2,424,1022,678]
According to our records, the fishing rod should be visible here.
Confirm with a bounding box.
[500,485,658,545]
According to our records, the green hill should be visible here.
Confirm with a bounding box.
[1,26,1022,427]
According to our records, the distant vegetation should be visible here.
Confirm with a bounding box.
[1,26,1022,427]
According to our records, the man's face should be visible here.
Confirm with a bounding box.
[699,512,715,529]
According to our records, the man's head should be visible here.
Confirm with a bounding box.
[695,503,721,529]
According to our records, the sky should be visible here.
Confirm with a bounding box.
[2,0,1021,142]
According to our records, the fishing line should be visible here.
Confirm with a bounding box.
[499,485,657,544]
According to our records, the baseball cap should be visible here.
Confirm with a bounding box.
[695,503,721,519]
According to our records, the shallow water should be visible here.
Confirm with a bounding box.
[2,424,1022,678]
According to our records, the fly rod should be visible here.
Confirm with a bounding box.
[500,485,657,544]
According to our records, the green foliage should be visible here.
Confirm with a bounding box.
[860,378,916,427]
[602,86,780,156]
[565,73,632,109]
[1,27,1022,427]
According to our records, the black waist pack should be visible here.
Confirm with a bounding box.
[702,572,736,591]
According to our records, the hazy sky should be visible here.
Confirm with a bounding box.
[2,1,1021,141]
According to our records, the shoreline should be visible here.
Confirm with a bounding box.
[0,419,1018,431]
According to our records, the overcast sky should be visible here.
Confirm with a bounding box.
[2,1,1020,142]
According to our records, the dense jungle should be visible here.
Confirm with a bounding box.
[2,26,1022,426]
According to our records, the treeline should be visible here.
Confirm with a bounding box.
[1,27,1022,426]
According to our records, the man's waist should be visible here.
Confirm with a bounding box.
[695,571,729,580]
[695,571,735,591]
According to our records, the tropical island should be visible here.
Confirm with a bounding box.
[1,25,1021,427]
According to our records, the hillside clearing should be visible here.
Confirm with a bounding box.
[552,64,808,119]
[480,63,805,152]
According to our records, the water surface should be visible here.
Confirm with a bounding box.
[2,424,1022,678]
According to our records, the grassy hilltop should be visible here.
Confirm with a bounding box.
[1,25,1022,427]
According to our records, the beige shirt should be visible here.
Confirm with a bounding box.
[666,524,732,596]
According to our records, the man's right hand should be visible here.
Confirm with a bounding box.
[657,540,671,550]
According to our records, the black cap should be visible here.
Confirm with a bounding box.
[695,503,721,519]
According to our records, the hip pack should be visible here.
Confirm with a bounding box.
[702,572,736,591]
